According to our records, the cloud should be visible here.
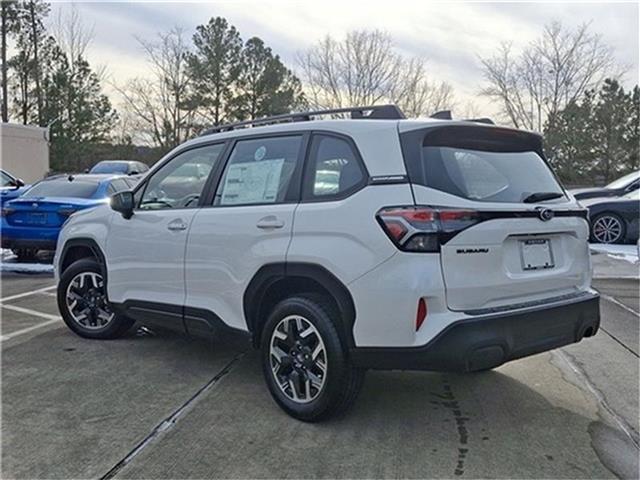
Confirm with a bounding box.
[51,1,639,117]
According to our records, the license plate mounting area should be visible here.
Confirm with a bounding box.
[520,238,554,271]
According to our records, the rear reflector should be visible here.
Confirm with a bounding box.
[416,298,427,331]
[376,206,479,252]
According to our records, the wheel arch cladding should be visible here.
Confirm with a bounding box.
[59,238,106,275]
[244,263,357,350]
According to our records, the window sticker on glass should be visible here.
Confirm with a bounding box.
[220,158,285,205]
[254,146,267,161]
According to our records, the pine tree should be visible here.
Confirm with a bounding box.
[230,37,304,121]
[7,0,49,125]
[544,79,638,185]
[1,0,20,122]
[187,17,242,126]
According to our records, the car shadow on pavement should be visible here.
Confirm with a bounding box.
[115,347,633,480]
[2,325,636,480]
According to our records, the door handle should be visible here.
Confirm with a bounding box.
[256,215,285,229]
[167,219,188,231]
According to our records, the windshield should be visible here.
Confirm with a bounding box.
[23,180,99,198]
[606,171,640,189]
[419,146,564,203]
[1,170,14,187]
[91,162,128,174]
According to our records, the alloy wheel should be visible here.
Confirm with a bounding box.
[65,272,115,330]
[269,315,327,404]
[593,215,623,243]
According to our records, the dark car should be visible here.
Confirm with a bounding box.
[89,160,149,176]
[0,169,29,206]
[1,174,137,261]
[582,190,640,244]
[570,171,640,201]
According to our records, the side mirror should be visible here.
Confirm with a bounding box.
[11,178,25,189]
[84,168,90,173]
[111,190,134,219]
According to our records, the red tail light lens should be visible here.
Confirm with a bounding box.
[376,206,479,252]
[1,207,15,217]
[416,298,427,331]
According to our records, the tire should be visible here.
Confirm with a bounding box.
[260,295,364,422]
[57,258,134,339]
[591,213,626,244]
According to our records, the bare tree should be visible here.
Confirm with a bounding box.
[459,100,483,119]
[297,30,454,116]
[390,57,455,117]
[115,27,197,149]
[52,3,94,65]
[480,22,620,131]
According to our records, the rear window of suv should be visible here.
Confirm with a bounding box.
[401,126,565,203]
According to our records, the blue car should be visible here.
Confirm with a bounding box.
[1,174,137,261]
[1,169,29,207]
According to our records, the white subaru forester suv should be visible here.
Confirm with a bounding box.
[54,105,600,421]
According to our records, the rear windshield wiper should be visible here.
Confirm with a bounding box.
[522,192,564,203]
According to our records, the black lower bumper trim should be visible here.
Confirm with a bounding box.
[350,292,600,372]
[1,239,57,250]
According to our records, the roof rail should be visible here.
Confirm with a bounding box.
[200,104,406,136]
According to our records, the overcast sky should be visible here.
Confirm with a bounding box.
[49,1,639,117]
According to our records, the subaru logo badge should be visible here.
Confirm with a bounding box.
[536,207,554,221]
[32,203,39,208]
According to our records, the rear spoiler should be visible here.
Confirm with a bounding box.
[420,125,543,153]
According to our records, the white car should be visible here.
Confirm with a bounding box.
[54,105,600,421]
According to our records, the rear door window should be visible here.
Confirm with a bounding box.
[215,135,303,206]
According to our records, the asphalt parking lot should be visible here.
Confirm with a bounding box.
[1,256,639,479]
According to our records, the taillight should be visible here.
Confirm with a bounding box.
[376,206,479,252]
[1,207,15,217]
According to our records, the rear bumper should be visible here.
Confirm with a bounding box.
[1,223,60,250]
[1,238,58,250]
[350,291,600,372]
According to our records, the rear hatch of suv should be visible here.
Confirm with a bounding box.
[399,123,591,312]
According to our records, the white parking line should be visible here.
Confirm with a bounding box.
[601,293,640,316]
[0,285,56,303]
[1,318,61,341]
[1,304,62,341]
[2,303,61,321]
